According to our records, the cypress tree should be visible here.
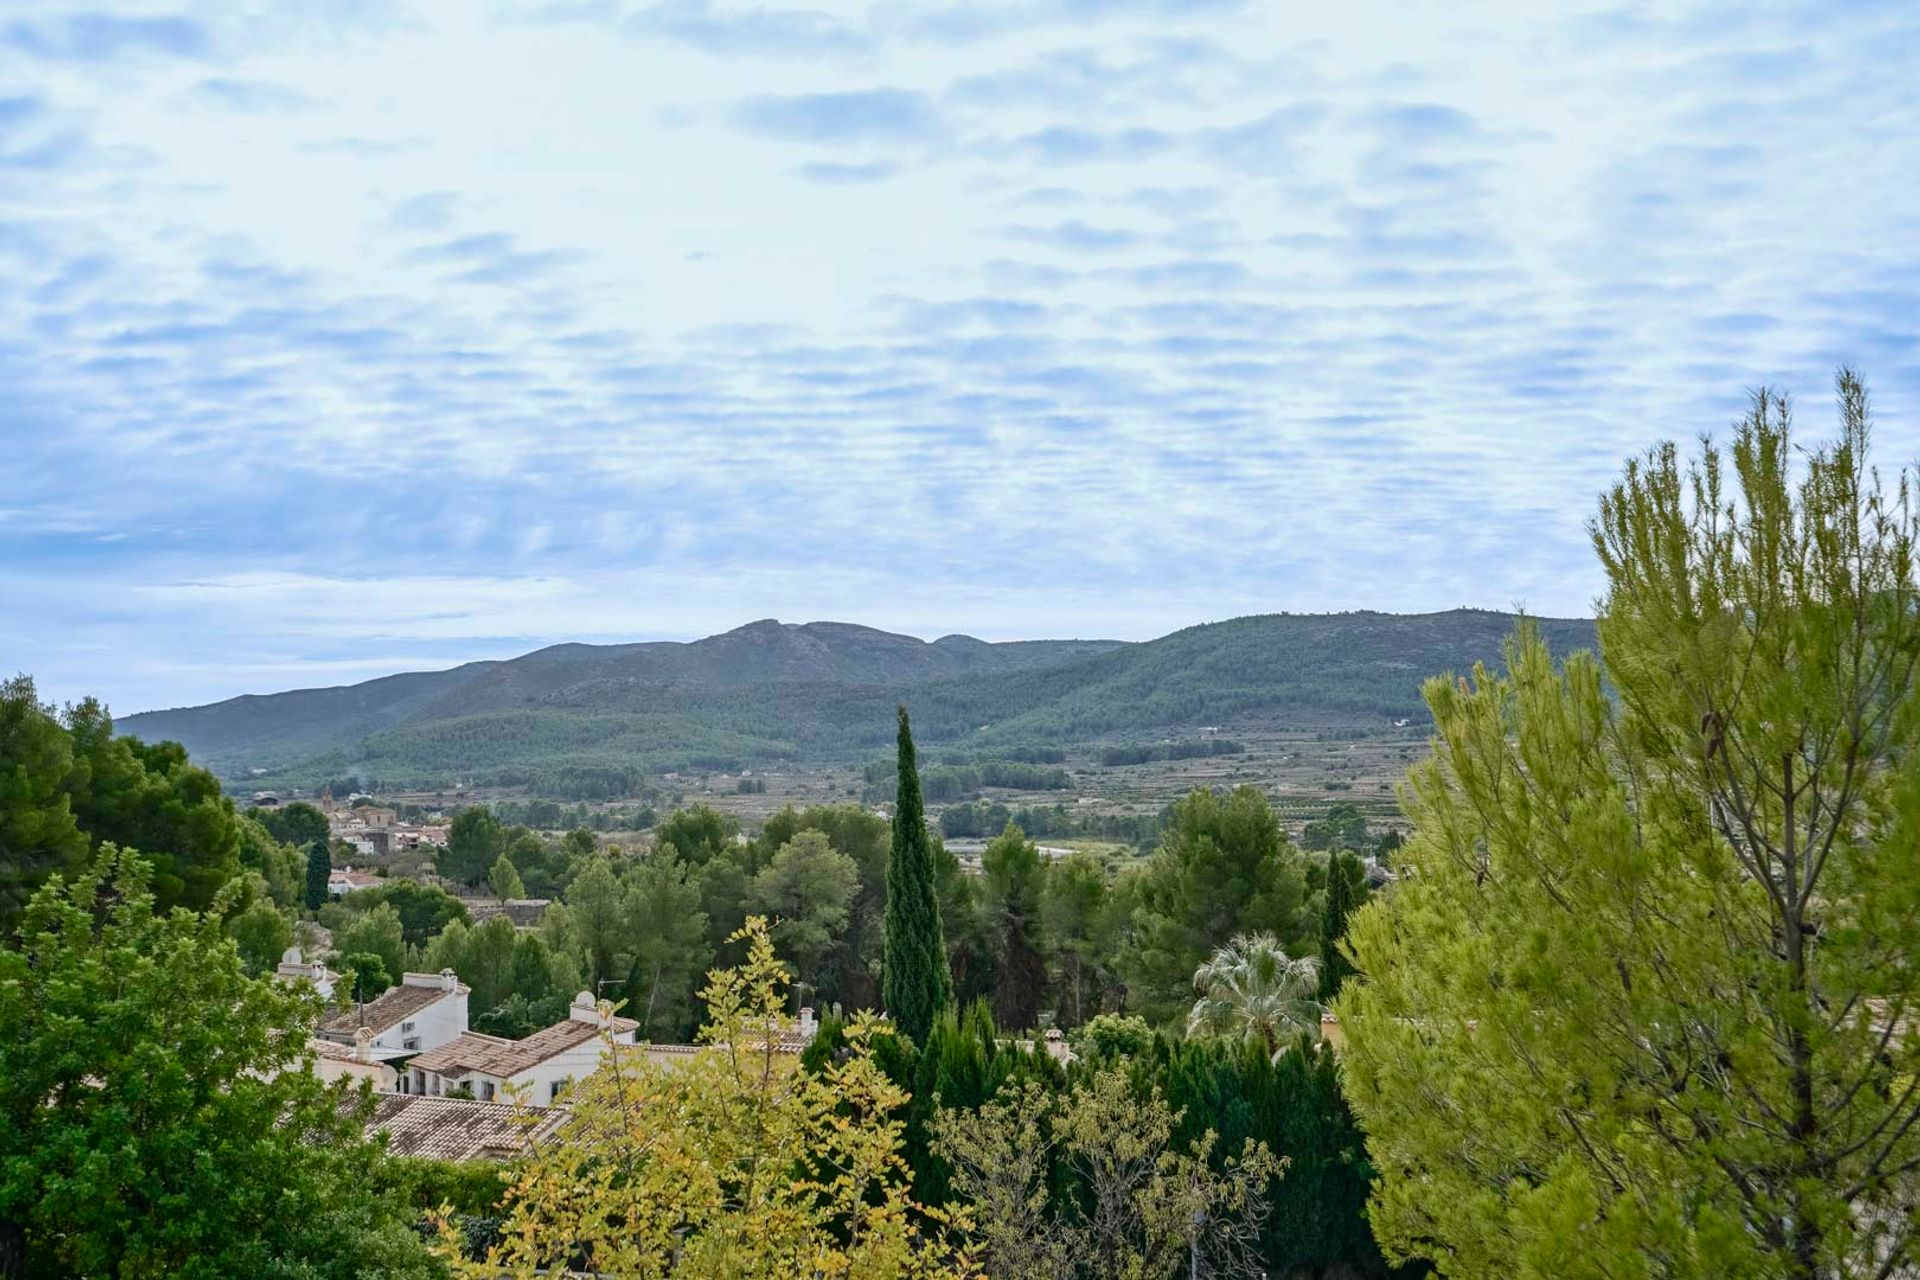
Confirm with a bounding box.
[1317,850,1362,1000]
[883,704,951,1044]
[303,839,331,912]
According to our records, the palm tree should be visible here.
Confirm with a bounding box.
[1187,933,1322,1057]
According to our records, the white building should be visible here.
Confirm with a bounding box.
[276,948,338,1000]
[404,991,637,1105]
[316,969,470,1061]
[306,1030,400,1091]
[330,861,380,890]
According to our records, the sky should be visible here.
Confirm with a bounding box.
[3,0,1919,714]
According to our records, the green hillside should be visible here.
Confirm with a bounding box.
[121,610,1596,795]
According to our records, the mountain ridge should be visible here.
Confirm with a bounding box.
[119,610,1597,794]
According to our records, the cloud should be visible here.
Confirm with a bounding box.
[193,78,312,113]
[390,192,458,230]
[6,0,1920,714]
[993,125,1173,164]
[794,159,899,184]
[1005,220,1145,252]
[4,13,211,61]
[727,87,940,143]
[623,0,872,57]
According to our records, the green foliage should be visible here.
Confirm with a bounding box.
[1121,786,1313,1025]
[0,848,435,1277]
[883,706,952,1044]
[981,823,1048,1031]
[304,838,331,911]
[341,878,470,948]
[253,800,329,848]
[449,918,969,1278]
[439,805,503,886]
[932,1065,1280,1279]
[653,803,736,864]
[622,855,712,1041]
[755,803,891,1006]
[487,852,525,900]
[226,897,294,977]
[939,799,1162,847]
[0,675,89,931]
[331,902,408,992]
[1317,849,1365,1000]
[1186,933,1323,1057]
[748,829,859,985]
[341,950,393,1002]
[1041,851,1130,1026]
[562,855,626,989]
[424,917,576,1018]
[1071,1013,1154,1064]
[61,699,243,914]
[236,814,305,909]
[1341,376,1920,1279]
[1300,800,1370,852]
[1097,738,1244,766]
[133,613,1590,797]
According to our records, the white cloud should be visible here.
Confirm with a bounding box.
[3,0,1919,709]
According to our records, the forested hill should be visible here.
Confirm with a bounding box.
[120,621,1124,780]
[120,610,1596,794]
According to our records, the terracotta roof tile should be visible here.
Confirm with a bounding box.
[412,1015,637,1079]
[366,1093,568,1162]
[317,978,465,1038]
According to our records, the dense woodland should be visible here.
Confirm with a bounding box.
[7,381,1920,1277]
[122,611,1598,794]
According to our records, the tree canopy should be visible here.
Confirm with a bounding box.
[1340,373,1920,1279]
[883,705,952,1044]
[0,848,433,1278]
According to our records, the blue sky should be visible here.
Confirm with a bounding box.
[4,1,1919,713]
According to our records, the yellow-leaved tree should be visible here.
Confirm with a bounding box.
[440,917,972,1279]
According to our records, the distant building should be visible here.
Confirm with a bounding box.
[328,866,382,896]
[404,992,638,1105]
[316,969,470,1060]
[276,948,338,1000]
[307,1031,400,1091]
[639,1007,817,1070]
[363,1093,570,1162]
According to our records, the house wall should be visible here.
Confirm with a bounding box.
[411,1031,636,1104]
[312,1055,398,1090]
[367,979,469,1056]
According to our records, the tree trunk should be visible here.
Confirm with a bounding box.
[0,1217,26,1280]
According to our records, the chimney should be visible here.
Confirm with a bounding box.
[798,1006,816,1039]
[353,1026,375,1063]
[440,967,458,991]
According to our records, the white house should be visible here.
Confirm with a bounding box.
[317,969,470,1061]
[276,948,338,1000]
[329,864,381,893]
[404,991,637,1105]
[306,1030,400,1090]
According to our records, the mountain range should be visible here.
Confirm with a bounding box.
[120,611,1599,797]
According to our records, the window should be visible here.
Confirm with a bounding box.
[551,1077,572,1103]
[479,1081,495,1102]
[402,1037,420,1051]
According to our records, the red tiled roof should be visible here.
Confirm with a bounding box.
[317,979,465,1038]
[366,1093,568,1161]
[412,1015,637,1079]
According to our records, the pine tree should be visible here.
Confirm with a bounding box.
[303,838,331,912]
[1340,374,1920,1278]
[487,852,525,901]
[883,705,951,1044]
